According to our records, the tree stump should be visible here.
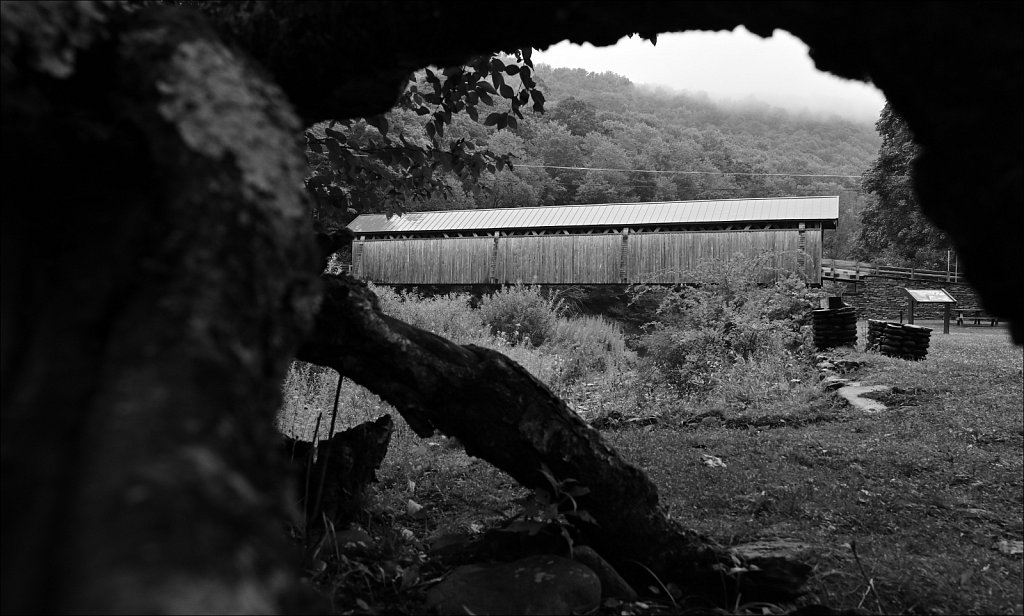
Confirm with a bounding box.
[282,414,394,534]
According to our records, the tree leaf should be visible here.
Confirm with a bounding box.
[324,127,347,142]
[531,89,546,112]
[499,84,515,99]
[438,151,453,171]
[368,115,389,137]
[504,64,520,75]
[573,510,598,525]
[521,47,533,68]
[305,175,329,190]
[483,112,503,127]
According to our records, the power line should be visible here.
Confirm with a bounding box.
[513,163,864,179]
[490,178,865,190]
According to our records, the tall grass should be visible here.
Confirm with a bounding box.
[276,284,635,481]
[478,283,564,346]
[277,262,831,472]
[371,285,488,344]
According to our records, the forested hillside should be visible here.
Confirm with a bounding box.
[314,63,882,258]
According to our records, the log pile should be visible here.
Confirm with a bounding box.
[812,306,858,350]
[866,319,887,351]
[879,323,932,360]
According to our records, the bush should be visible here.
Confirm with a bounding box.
[548,315,632,384]
[370,284,487,344]
[478,284,563,346]
[631,253,824,400]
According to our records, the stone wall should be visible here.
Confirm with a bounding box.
[833,275,985,321]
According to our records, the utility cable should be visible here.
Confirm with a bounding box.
[513,163,865,179]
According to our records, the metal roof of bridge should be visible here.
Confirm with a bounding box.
[348,196,839,235]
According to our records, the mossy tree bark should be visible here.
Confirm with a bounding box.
[1,5,322,613]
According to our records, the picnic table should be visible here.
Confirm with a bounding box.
[956,308,999,326]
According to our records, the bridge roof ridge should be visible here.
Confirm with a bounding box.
[348,196,839,235]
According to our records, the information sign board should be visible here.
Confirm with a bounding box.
[903,288,957,333]
[904,289,957,303]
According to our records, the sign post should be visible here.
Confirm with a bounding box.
[903,288,957,334]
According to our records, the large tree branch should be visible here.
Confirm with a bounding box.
[296,274,810,601]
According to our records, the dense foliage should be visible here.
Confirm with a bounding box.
[631,253,824,401]
[306,51,544,224]
[854,103,953,268]
[478,283,563,346]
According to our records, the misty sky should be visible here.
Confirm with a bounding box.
[532,27,886,124]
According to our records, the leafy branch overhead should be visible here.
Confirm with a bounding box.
[305,50,545,217]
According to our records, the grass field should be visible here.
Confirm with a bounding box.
[281,304,1022,614]
[605,322,1023,614]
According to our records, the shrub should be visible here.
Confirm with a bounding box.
[370,284,487,344]
[478,284,563,346]
[548,315,633,385]
[631,253,824,400]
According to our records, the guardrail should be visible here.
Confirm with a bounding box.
[821,258,964,283]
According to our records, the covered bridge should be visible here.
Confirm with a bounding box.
[347,196,839,285]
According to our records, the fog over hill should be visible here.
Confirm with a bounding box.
[532,28,886,124]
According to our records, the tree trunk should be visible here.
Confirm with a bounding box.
[296,275,810,601]
[283,414,394,535]
[1,4,322,612]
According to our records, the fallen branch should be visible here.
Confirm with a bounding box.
[296,275,810,603]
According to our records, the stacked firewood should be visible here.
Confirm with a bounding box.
[812,306,858,350]
[866,319,888,351]
[878,323,932,360]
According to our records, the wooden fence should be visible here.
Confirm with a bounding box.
[820,258,965,283]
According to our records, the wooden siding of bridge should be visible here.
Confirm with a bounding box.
[355,227,822,284]
[496,235,621,284]
[628,228,821,284]
[357,237,492,283]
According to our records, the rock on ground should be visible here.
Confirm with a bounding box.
[425,554,601,615]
